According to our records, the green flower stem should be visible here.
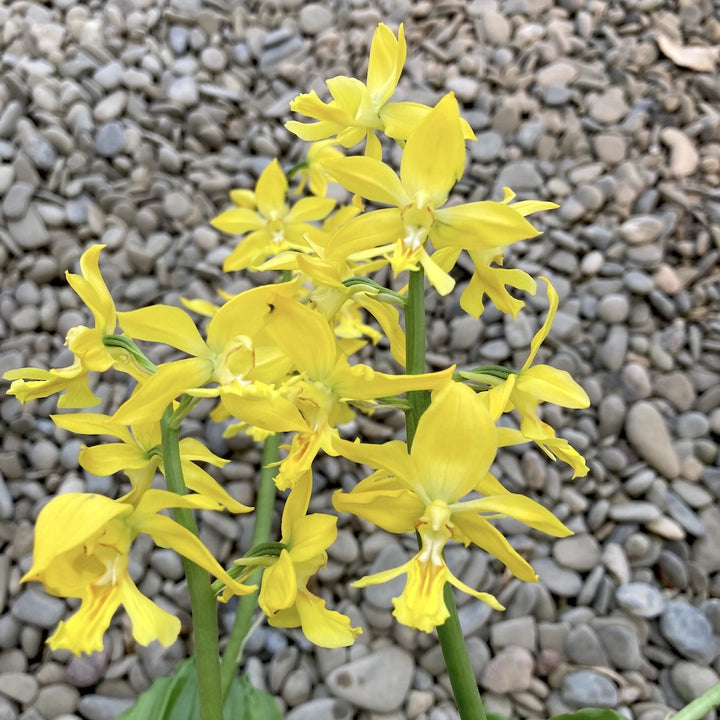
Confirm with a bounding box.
[161,406,222,720]
[674,682,720,720]
[220,432,280,702]
[405,268,431,441]
[404,268,487,720]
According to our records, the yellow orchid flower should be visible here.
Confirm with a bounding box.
[323,93,543,295]
[286,23,474,159]
[287,24,409,158]
[210,159,335,272]
[51,412,252,512]
[247,472,361,647]
[487,278,590,477]
[291,140,344,197]
[4,245,148,407]
[262,295,454,489]
[333,381,571,633]
[432,189,558,318]
[22,490,255,656]
[113,281,304,427]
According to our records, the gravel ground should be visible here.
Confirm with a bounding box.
[1,0,720,719]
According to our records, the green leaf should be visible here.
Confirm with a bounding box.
[486,713,516,720]
[225,674,283,720]
[117,658,282,720]
[549,709,629,720]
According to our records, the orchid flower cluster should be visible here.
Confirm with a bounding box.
[6,22,589,691]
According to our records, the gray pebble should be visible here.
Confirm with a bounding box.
[93,91,127,122]
[0,671,38,704]
[30,439,60,471]
[95,121,126,157]
[480,646,534,693]
[561,670,619,708]
[552,534,601,572]
[326,647,413,712]
[564,624,609,666]
[200,47,227,73]
[620,216,664,245]
[168,76,199,106]
[490,616,537,652]
[286,698,352,720]
[11,590,66,629]
[534,558,583,597]
[595,620,643,670]
[670,661,719,703]
[625,401,680,479]
[624,270,654,295]
[76,695,134,720]
[362,542,409,610]
[496,161,543,191]
[470,132,504,162]
[8,206,49,249]
[660,601,717,663]
[168,26,188,55]
[665,490,706,537]
[2,182,33,220]
[616,582,665,617]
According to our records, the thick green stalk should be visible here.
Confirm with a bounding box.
[220,433,280,701]
[161,406,222,720]
[674,682,720,720]
[404,269,487,720]
[405,268,431,440]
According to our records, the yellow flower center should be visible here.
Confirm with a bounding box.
[416,500,453,569]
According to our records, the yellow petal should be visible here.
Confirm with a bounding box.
[51,412,132,443]
[330,437,411,488]
[335,361,454,402]
[447,573,504,611]
[295,589,362,647]
[458,493,572,537]
[432,202,541,250]
[451,513,539,582]
[264,296,337,380]
[366,23,405,104]
[285,118,340,142]
[524,277,557,368]
[48,584,122,656]
[118,306,207,357]
[323,156,407,207]
[255,159,288,218]
[119,580,181,647]
[326,76,365,117]
[180,463,253,514]
[289,513,336,564]
[287,196,336,223]
[79,443,151,476]
[141,514,255,596]
[400,93,465,207]
[516,365,590,409]
[333,480,424,534]
[210,207,265,235]
[206,281,296,353]
[23,494,131,580]
[259,549,297,615]
[379,101,431,142]
[462,260,537,320]
[112,357,212,426]
[65,244,116,332]
[281,470,312,538]
[356,294,406,367]
[325,208,404,259]
[412,382,497,501]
